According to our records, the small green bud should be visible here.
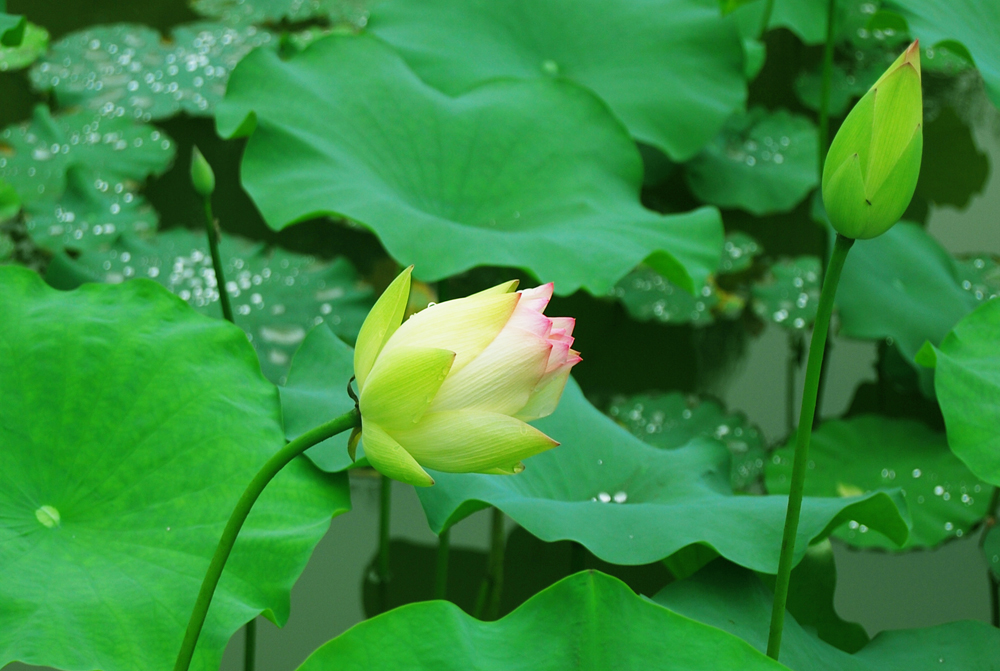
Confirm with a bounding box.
[190,145,215,197]
[822,40,922,240]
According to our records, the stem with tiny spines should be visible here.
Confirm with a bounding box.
[435,527,451,600]
[201,198,234,324]
[767,234,854,660]
[377,474,392,614]
[172,409,361,671]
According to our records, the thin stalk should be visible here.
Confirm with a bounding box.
[981,487,1000,627]
[817,0,837,177]
[813,0,838,428]
[434,527,451,600]
[786,332,804,438]
[377,474,392,613]
[473,507,507,620]
[243,618,256,671]
[201,198,235,324]
[767,234,855,660]
[173,409,361,671]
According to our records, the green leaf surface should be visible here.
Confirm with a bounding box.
[51,228,372,383]
[23,165,158,252]
[751,255,821,330]
[299,571,786,671]
[766,416,990,550]
[611,232,759,326]
[984,525,1000,581]
[608,392,766,491]
[837,223,977,381]
[655,560,1000,670]
[0,21,46,71]
[218,34,724,295]
[886,0,1000,108]
[0,105,174,207]
[759,540,869,653]
[362,528,671,620]
[0,11,24,46]
[415,377,909,571]
[191,0,368,27]
[0,265,351,671]
[922,298,1000,487]
[957,255,1000,304]
[685,108,819,216]
[368,0,747,161]
[30,22,274,120]
[280,323,363,472]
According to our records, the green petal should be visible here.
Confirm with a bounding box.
[362,421,434,487]
[381,292,519,375]
[866,66,922,196]
[515,365,575,422]
[864,128,922,239]
[823,153,869,239]
[482,462,526,475]
[355,266,411,390]
[823,89,874,191]
[393,410,558,473]
[361,345,455,431]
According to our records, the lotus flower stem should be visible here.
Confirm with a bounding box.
[243,619,256,671]
[173,408,361,671]
[435,527,451,600]
[200,197,234,324]
[767,234,854,659]
[377,474,392,613]
[474,507,507,620]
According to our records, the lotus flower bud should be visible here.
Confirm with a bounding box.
[822,40,922,240]
[353,267,581,486]
[190,146,215,197]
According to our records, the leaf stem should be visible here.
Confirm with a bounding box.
[767,233,854,660]
[980,487,1000,627]
[173,408,360,671]
[817,0,837,177]
[434,527,451,600]
[758,0,776,38]
[377,474,392,613]
[201,198,235,324]
[243,618,256,671]
[474,507,507,620]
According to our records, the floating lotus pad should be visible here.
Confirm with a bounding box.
[369,0,746,161]
[218,34,724,295]
[0,266,351,671]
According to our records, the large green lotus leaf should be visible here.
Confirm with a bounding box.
[984,525,1000,580]
[0,105,174,207]
[957,255,1000,304]
[766,416,990,550]
[30,22,274,120]
[759,540,869,653]
[368,0,746,161]
[217,35,723,296]
[191,0,368,27]
[656,560,1000,670]
[416,378,909,571]
[23,165,158,252]
[0,21,46,71]
[0,266,351,671]
[0,10,24,46]
[611,232,759,326]
[608,392,766,491]
[918,298,1000,487]
[685,107,818,216]
[752,256,821,331]
[280,323,362,472]
[51,227,372,383]
[837,223,977,378]
[886,0,1000,108]
[298,571,785,671]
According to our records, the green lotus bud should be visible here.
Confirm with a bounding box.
[190,146,215,197]
[822,40,922,240]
